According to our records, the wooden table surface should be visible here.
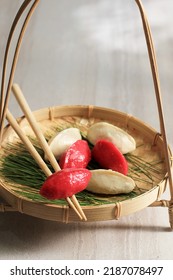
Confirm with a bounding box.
[0,0,173,260]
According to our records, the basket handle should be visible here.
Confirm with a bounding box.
[0,0,172,200]
[0,0,40,141]
[135,0,173,201]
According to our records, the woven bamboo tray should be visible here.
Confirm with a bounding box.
[0,0,173,227]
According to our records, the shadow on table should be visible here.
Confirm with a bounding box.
[0,211,171,257]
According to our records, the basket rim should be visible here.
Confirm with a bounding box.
[0,104,170,222]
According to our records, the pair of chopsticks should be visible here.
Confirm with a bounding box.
[6,84,87,221]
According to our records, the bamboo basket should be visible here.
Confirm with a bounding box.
[0,0,173,227]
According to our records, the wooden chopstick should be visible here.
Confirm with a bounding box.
[11,83,87,221]
[6,110,51,177]
[6,109,84,220]
[13,84,60,172]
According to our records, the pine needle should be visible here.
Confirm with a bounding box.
[0,133,165,206]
